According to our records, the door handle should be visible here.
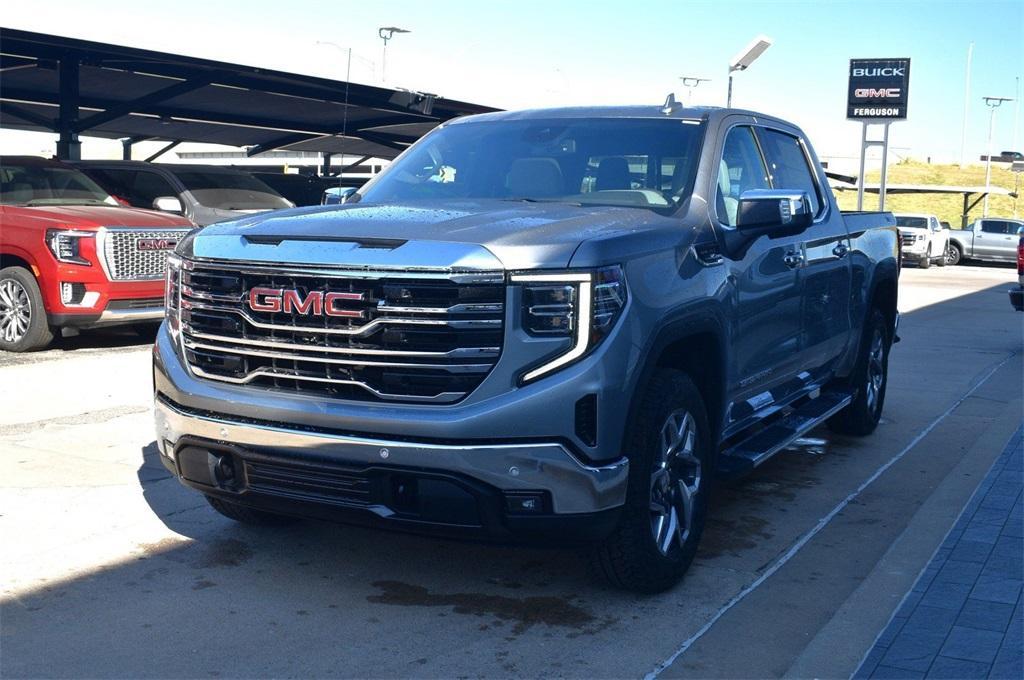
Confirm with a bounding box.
[833,243,849,258]
[783,251,804,269]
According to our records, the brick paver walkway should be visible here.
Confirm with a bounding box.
[856,426,1023,679]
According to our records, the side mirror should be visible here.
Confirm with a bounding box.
[321,187,357,205]
[722,190,813,258]
[153,196,183,214]
[735,190,813,234]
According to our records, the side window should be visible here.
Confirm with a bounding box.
[757,128,822,217]
[131,171,179,209]
[82,168,135,205]
[981,220,1009,234]
[930,218,940,232]
[717,126,770,227]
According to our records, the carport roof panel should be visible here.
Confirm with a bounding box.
[0,27,499,157]
[831,182,1017,197]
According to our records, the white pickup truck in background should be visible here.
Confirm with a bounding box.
[895,213,950,269]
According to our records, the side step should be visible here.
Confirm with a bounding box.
[717,390,853,478]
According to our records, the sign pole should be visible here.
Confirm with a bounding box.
[879,122,891,211]
[857,123,868,211]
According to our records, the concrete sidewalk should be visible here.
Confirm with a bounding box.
[857,426,1023,679]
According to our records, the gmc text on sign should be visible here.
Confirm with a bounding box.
[847,58,911,120]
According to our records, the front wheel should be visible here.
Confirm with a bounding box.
[919,248,931,269]
[0,266,54,352]
[946,243,962,266]
[828,308,891,436]
[936,244,947,267]
[591,370,711,593]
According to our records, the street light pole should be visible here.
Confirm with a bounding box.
[982,96,1014,217]
[378,26,411,85]
[679,76,711,106]
[726,36,773,108]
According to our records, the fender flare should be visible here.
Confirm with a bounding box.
[623,299,730,446]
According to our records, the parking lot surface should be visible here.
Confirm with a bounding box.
[2,264,1021,679]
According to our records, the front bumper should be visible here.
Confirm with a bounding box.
[154,394,628,542]
[50,300,164,328]
[1010,287,1024,312]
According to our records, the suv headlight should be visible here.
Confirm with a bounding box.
[165,254,182,340]
[512,265,627,383]
[45,229,94,265]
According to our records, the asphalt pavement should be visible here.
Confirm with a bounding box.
[1,264,1021,679]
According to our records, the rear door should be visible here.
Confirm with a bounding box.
[756,126,853,380]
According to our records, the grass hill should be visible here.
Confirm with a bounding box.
[832,160,1021,227]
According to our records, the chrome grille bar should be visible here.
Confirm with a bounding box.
[178,259,506,403]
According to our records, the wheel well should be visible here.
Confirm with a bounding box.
[872,276,898,331]
[949,240,963,253]
[653,332,725,438]
[0,254,33,272]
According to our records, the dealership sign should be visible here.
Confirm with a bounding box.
[847,58,911,120]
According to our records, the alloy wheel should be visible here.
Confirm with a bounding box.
[0,278,32,344]
[650,409,702,555]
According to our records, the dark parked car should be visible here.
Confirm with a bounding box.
[251,172,365,207]
[73,162,292,226]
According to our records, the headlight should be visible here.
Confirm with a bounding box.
[916,234,925,241]
[45,229,94,265]
[512,265,627,384]
[165,254,182,340]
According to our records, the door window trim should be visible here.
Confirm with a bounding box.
[712,119,832,229]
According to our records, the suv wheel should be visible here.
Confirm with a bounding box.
[828,308,891,436]
[919,247,931,269]
[205,495,298,526]
[0,267,54,352]
[591,370,711,593]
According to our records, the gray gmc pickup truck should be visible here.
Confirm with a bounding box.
[154,104,899,592]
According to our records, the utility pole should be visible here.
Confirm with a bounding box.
[982,96,1014,217]
[959,42,973,167]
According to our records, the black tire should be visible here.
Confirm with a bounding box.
[936,245,947,267]
[205,494,298,526]
[919,249,931,269]
[827,308,891,436]
[947,243,963,266]
[0,266,54,352]
[591,370,712,593]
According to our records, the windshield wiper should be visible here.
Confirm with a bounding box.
[501,197,584,206]
[24,199,109,207]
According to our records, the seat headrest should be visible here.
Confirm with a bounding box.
[595,157,631,192]
[718,158,732,196]
[505,158,564,198]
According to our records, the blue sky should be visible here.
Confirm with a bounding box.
[2,0,1022,169]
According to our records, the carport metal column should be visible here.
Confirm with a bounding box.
[56,56,81,160]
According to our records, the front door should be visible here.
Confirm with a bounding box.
[718,124,806,426]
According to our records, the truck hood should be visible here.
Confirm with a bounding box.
[188,200,671,270]
[2,204,193,229]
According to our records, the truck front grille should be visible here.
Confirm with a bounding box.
[900,233,917,248]
[178,260,505,404]
[101,228,192,281]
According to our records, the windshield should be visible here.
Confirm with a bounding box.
[0,163,118,207]
[359,118,705,213]
[896,216,928,229]
[175,170,292,211]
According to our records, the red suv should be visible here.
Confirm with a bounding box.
[0,156,194,351]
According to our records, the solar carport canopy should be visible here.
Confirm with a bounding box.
[0,27,498,160]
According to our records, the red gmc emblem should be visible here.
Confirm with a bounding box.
[247,287,365,318]
[137,238,179,251]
